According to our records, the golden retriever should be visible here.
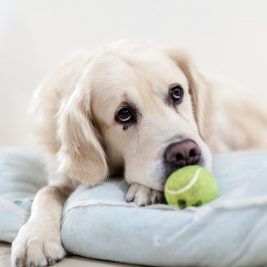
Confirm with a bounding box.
[11,42,267,267]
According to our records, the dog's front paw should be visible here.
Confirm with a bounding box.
[11,221,66,267]
[126,182,162,206]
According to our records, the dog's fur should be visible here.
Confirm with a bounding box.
[11,42,267,267]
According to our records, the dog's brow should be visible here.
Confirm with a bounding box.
[120,94,139,110]
[118,99,138,112]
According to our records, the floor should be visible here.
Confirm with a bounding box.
[0,242,135,267]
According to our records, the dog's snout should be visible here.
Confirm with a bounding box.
[164,139,201,169]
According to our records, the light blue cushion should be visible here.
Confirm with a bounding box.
[1,148,267,267]
[0,148,46,242]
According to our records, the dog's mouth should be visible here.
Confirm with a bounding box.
[163,156,205,178]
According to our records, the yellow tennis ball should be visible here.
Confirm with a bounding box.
[164,165,218,209]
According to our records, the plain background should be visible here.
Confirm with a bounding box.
[1,0,267,147]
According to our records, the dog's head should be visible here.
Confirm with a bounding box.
[58,43,213,190]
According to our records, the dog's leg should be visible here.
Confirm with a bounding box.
[126,182,162,206]
[11,179,76,267]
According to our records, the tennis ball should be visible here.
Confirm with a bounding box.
[164,165,218,209]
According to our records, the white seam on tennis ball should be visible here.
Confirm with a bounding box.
[165,167,202,195]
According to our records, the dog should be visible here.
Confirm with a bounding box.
[11,42,267,267]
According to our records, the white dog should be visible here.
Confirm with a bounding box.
[11,42,267,267]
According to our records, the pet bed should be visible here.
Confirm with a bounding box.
[1,148,267,267]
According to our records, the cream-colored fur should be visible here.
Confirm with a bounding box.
[11,42,267,267]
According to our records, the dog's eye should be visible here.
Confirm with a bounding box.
[115,104,138,130]
[116,107,133,123]
[170,85,184,104]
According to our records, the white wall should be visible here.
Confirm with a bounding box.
[1,0,267,146]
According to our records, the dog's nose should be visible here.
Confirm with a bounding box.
[164,139,201,169]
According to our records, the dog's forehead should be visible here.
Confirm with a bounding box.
[90,47,189,97]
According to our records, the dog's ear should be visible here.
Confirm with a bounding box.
[165,48,213,142]
[57,66,108,186]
